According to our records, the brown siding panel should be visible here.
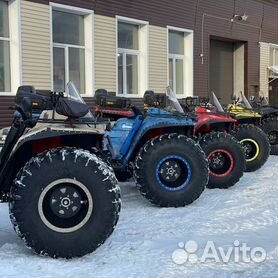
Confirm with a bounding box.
[1,0,277,128]
[0,97,15,128]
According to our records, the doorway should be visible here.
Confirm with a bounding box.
[269,79,278,106]
[210,38,245,104]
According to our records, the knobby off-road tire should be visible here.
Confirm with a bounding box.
[134,134,209,207]
[199,132,245,189]
[261,117,278,155]
[9,147,121,259]
[233,124,270,172]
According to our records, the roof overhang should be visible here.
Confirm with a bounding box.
[269,66,278,75]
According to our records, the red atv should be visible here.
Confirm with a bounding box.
[182,95,270,173]
[94,89,246,189]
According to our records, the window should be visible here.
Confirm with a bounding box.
[0,0,11,92]
[117,17,148,97]
[269,46,278,66]
[168,27,193,97]
[168,30,185,95]
[117,22,139,95]
[52,10,85,93]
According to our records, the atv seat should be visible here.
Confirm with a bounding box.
[15,86,36,104]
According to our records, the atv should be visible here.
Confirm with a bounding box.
[0,82,121,259]
[102,87,209,206]
[238,93,278,155]
[207,92,270,172]
[95,89,246,190]
[218,93,270,169]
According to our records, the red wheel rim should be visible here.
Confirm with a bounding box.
[207,149,234,177]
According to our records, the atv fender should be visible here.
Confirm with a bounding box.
[121,115,195,165]
[195,112,236,133]
[0,126,104,200]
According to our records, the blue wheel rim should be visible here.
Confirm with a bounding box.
[155,155,192,192]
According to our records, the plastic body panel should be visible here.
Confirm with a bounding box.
[105,108,196,166]
[194,107,237,133]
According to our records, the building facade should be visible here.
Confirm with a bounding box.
[0,0,278,127]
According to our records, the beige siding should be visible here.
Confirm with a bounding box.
[94,15,116,92]
[149,26,168,93]
[21,0,51,89]
[260,42,270,98]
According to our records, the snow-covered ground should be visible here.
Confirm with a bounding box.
[0,157,277,278]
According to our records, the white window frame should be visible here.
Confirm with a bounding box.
[269,44,278,67]
[116,15,149,98]
[52,43,86,93]
[0,0,21,95]
[50,2,94,96]
[168,54,185,95]
[167,26,194,98]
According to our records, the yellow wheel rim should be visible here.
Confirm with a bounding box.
[240,138,260,162]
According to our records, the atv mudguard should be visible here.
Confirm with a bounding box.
[106,108,196,166]
[194,107,237,133]
[0,125,104,199]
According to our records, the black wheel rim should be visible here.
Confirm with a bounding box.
[240,139,260,162]
[207,149,234,177]
[155,155,192,191]
[38,179,93,233]
[50,185,82,219]
[268,130,278,145]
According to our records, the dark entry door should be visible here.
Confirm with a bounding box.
[210,39,234,104]
[269,79,278,107]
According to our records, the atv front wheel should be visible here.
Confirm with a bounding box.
[9,148,121,258]
[261,117,278,155]
[134,134,209,207]
[199,132,245,189]
[233,124,270,172]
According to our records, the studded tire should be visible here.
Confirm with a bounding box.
[232,124,270,172]
[9,147,121,259]
[199,132,245,189]
[261,117,278,155]
[134,134,209,207]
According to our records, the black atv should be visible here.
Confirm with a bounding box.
[0,82,121,259]
[241,93,278,155]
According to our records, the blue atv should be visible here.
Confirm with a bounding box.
[103,88,209,207]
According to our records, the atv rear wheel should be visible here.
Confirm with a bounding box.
[9,148,121,258]
[233,124,270,172]
[134,134,208,207]
[261,117,278,155]
[199,132,245,189]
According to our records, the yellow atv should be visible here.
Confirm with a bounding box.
[227,103,262,121]
[212,93,270,172]
[239,92,278,155]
